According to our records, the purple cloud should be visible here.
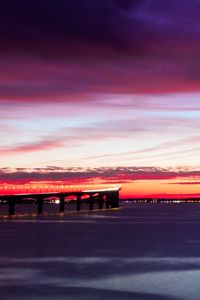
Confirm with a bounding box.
[0,0,199,102]
[0,166,200,184]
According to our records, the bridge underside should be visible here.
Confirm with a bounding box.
[0,189,121,215]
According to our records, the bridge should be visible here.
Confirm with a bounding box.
[0,184,121,215]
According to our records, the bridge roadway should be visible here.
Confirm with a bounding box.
[0,186,121,216]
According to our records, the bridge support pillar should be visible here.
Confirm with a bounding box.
[37,198,44,214]
[76,194,81,211]
[99,193,104,209]
[110,191,119,208]
[89,194,94,210]
[110,192,115,208]
[8,198,16,215]
[59,197,65,213]
[106,193,110,209]
[115,191,119,208]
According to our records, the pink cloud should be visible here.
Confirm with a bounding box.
[0,166,200,184]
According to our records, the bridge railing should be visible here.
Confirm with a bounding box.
[0,184,121,196]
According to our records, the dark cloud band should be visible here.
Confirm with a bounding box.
[0,166,200,184]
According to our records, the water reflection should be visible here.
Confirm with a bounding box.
[1,204,200,299]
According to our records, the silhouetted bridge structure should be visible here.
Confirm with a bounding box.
[0,185,121,216]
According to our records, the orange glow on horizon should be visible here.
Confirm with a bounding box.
[1,178,200,199]
[121,179,200,199]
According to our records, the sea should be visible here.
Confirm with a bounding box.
[1,202,200,300]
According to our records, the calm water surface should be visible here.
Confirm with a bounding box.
[1,203,200,300]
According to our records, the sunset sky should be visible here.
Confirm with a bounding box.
[1,0,200,198]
